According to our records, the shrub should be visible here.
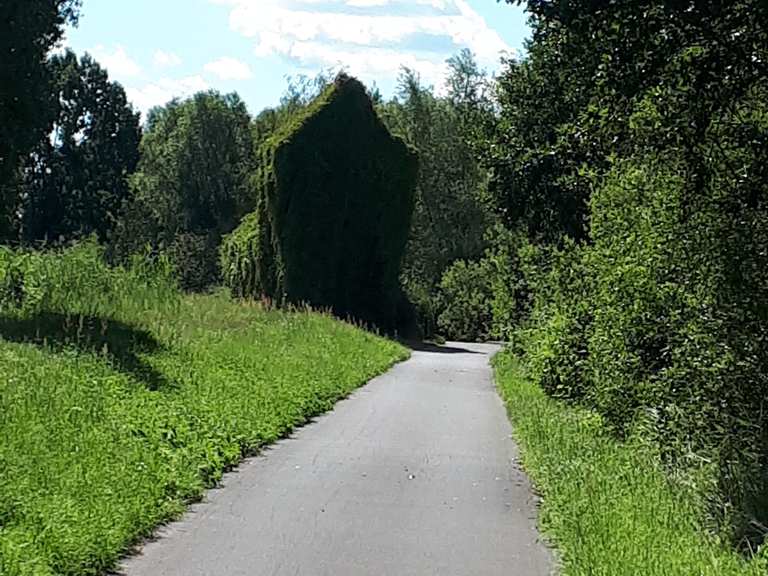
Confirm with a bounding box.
[434,226,532,343]
[484,226,531,340]
[166,232,220,292]
[518,238,592,401]
[436,259,494,341]
[220,211,268,300]
[511,85,768,544]
[494,352,768,576]
[585,151,768,541]
[223,74,418,331]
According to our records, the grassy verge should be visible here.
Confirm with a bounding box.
[493,350,767,576]
[0,244,408,576]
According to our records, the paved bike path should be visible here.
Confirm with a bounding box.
[122,342,552,576]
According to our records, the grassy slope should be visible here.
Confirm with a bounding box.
[0,284,407,575]
[493,351,767,576]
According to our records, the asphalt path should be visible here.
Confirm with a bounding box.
[121,342,552,576]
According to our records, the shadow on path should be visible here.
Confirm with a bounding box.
[405,341,483,355]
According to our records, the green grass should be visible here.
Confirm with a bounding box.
[0,244,408,576]
[493,351,768,576]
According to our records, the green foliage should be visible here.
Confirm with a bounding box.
[0,0,81,238]
[252,71,334,153]
[512,147,768,543]
[19,49,141,243]
[112,91,254,290]
[492,0,768,242]
[0,239,177,320]
[165,232,222,293]
[224,74,417,331]
[435,226,528,342]
[486,0,768,550]
[379,62,497,336]
[494,352,768,576]
[485,45,591,242]
[0,243,407,576]
[586,152,768,542]
[219,211,272,301]
[436,259,494,342]
[516,239,591,401]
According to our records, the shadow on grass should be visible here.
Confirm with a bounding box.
[0,312,174,391]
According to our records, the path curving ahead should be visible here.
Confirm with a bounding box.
[121,342,552,576]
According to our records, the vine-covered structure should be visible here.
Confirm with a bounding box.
[222,74,417,330]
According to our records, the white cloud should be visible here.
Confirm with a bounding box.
[211,0,512,90]
[204,57,254,80]
[90,45,142,79]
[154,50,183,68]
[127,75,210,116]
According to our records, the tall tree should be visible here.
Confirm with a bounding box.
[112,91,255,290]
[379,62,496,333]
[489,0,768,242]
[0,0,81,239]
[445,48,496,147]
[20,50,141,243]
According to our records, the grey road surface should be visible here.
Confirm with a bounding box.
[121,342,552,576]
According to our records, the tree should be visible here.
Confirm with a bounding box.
[20,50,141,243]
[379,63,496,334]
[489,0,768,242]
[445,48,496,147]
[0,0,81,239]
[489,0,768,545]
[112,91,254,290]
[484,37,594,242]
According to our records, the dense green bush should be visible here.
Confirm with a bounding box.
[517,239,592,402]
[0,240,177,320]
[220,211,270,301]
[513,144,768,542]
[495,352,768,576]
[586,151,768,541]
[166,232,221,293]
[223,74,418,331]
[436,259,494,341]
[435,226,528,342]
[482,0,768,559]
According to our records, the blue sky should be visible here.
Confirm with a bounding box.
[63,0,531,118]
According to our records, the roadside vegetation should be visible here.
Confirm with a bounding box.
[476,1,768,572]
[494,353,768,576]
[0,243,407,575]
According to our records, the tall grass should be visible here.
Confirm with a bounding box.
[0,241,178,318]
[493,351,768,576]
[0,242,408,576]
